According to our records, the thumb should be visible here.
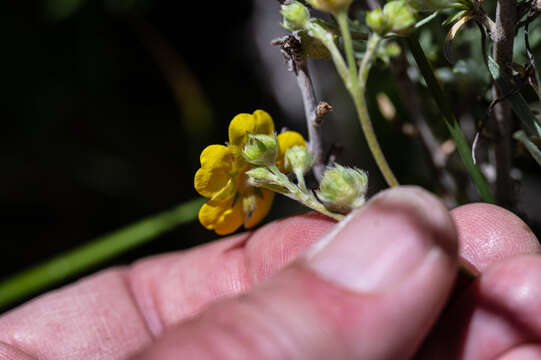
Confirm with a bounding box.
[133,186,458,360]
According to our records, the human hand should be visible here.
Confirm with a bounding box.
[0,186,538,359]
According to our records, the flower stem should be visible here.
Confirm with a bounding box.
[308,14,398,187]
[336,12,358,84]
[337,13,399,188]
[306,21,349,82]
[267,165,344,221]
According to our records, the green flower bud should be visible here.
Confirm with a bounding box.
[366,8,388,35]
[316,165,368,214]
[384,0,417,35]
[245,167,277,187]
[284,145,314,175]
[281,1,310,31]
[307,0,353,13]
[366,0,417,36]
[242,134,278,167]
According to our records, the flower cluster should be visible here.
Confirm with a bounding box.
[194,110,305,235]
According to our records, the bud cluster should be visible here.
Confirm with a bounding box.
[316,165,368,214]
[366,0,417,36]
[241,133,368,217]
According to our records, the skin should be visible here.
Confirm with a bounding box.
[0,186,539,360]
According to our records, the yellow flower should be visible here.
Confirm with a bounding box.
[194,110,306,235]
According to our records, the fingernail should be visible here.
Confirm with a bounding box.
[306,186,456,292]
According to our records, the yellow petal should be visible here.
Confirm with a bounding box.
[199,198,244,235]
[210,178,237,202]
[229,113,254,147]
[228,110,275,147]
[252,110,275,136]
[243,188,274,229]
[276,131,306,173]
[194,145,234,198]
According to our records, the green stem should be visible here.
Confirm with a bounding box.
[406,36,495,203]
[294,168,308,192]
[309,17,399,188]
[0,198,204,309]
[306,21,349,83]
[352,33,399,187]
[336,12,358,84]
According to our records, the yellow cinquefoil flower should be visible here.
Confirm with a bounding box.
[194,110,306,235]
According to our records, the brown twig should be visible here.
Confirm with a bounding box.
[272,35,328,180]
[491,0,517,208]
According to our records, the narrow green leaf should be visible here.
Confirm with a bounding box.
[488,56,541,137]
[406,36,495,203]
[0,198,204,309]
[415,11,439,29]
[514,130,541,166]
[442,9,468,26]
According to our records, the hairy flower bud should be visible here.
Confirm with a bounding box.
[245,167,277,187]
[242,134,278,167]
[385,0,417,34]
[367,0,417,36]
[366,8,388,35]
[284,145,314,175]
[316,165,368,214]
[307,0,353,13]
[281,1,310,31]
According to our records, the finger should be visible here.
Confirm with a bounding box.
[451,203,540,273]
[0,213,334,360]
[129,212,334,335]
[498,344,541,360]
[420,255,541,360]
[461,255,541,359]
[418,205,540,360]
[0,342,35,360]
[134,186,458,360]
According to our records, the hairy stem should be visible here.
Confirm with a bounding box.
[310,14,399,187]
[307,21,349,84]
[336,12,358,84]
[355,33,399,187]
[267,165,344,220]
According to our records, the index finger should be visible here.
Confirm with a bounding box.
[0,213,334,360]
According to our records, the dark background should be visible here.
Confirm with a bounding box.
[1,1,277,305]
[1,0,540,309]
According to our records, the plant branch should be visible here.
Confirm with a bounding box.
[307,21,349,83]
[491,0,517,208]
[308,17,398,187]
[272,35,328,180]
[337,12,358,83]
[356,34,400,187]
[266,165,344,220]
